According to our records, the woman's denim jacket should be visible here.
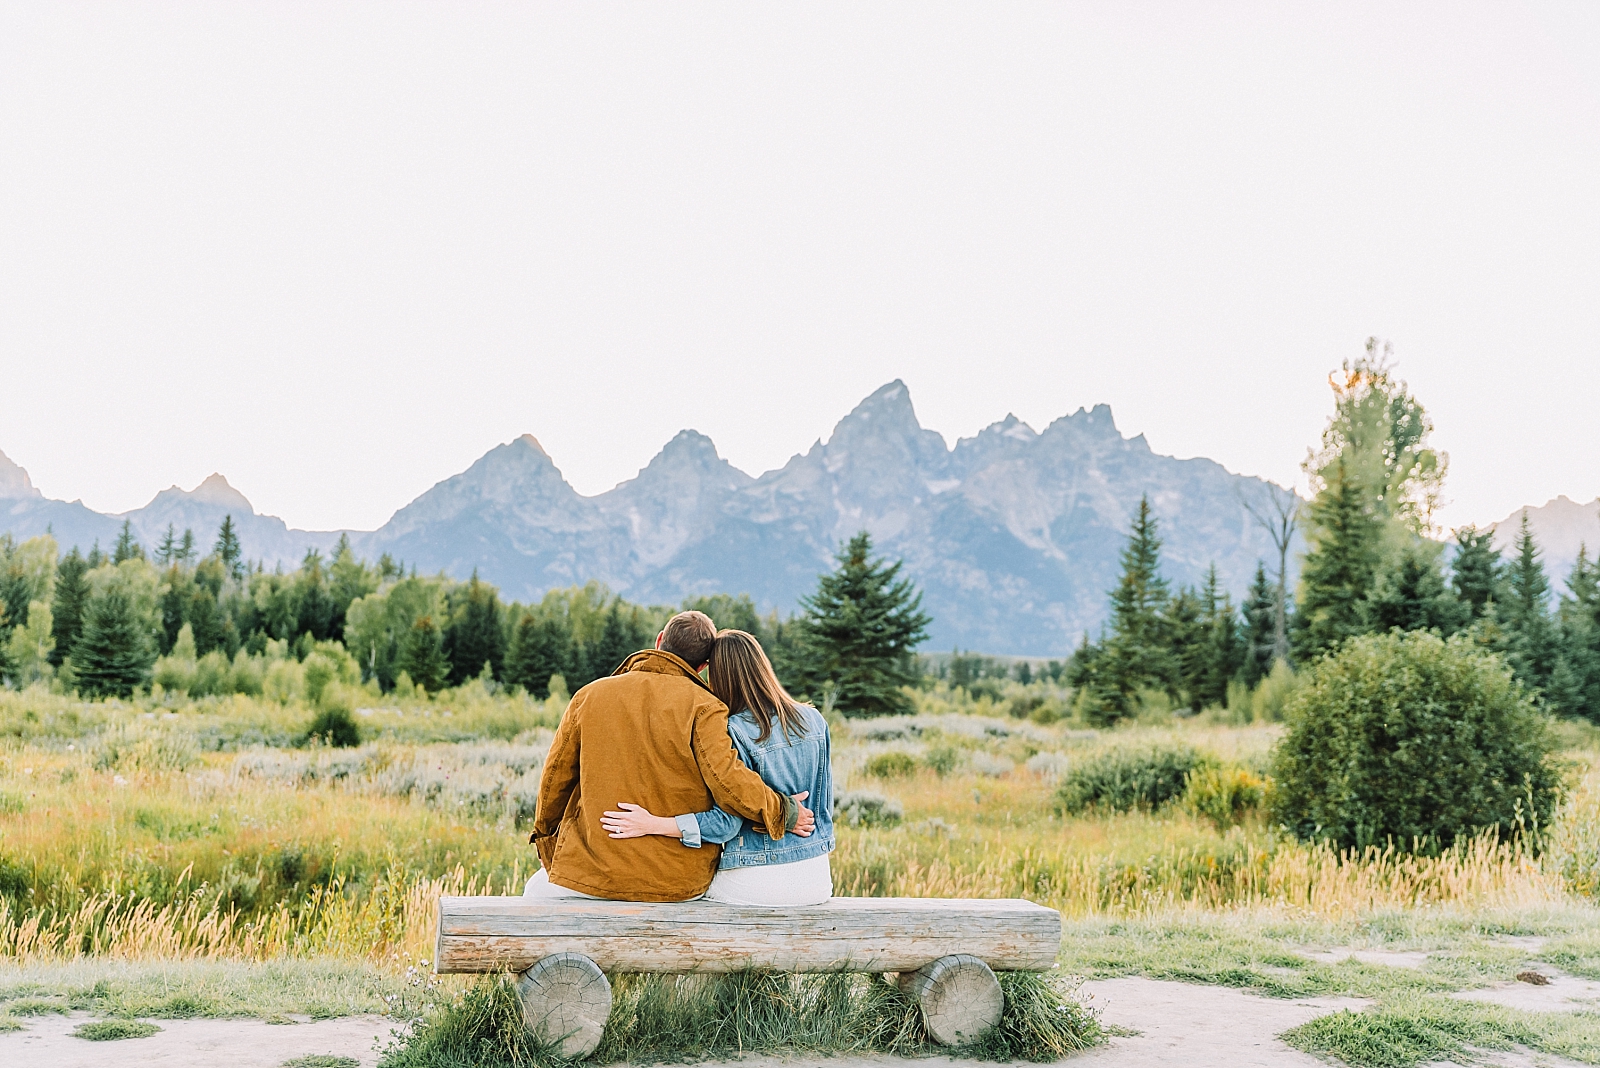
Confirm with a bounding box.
[675,704,834,869]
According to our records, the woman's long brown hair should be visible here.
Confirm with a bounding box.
[707,629,807,743]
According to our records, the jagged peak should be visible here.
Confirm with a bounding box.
[1043,402,1121,436]
[826,379,941,448]
[514,433,549,457]
[190,473,252,509]
[0,447,40,499]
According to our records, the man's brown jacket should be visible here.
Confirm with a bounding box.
[531,648,793,901]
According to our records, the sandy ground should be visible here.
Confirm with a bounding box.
[3,972,1596,1068]
[0,977,1370,1068]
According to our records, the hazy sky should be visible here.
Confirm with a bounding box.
[2,3,1596,533]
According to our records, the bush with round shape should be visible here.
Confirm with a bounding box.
[1270,631,1562,852]
[1054,744,1211,814]
[304,706,361,748]
[864,751,917,779]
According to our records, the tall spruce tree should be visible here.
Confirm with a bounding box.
[74,587,155,697]
[1497,513,1562,701]
[154,525,178,566]
[49,548,91,666]
[1069,498,1176,723]
[1240,562,1277,685]
[112,520,143,563]
[1556,546,1600,720]
[214,516,243,580]
[792,531,931,717]
[401,615,449,693]
[1295,461,1383,660]
[446,573,506,684]
[591,601,642,677]
[1451,525,1503,618]
[505,613,569,699]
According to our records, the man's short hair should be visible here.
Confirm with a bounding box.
[660,610,717,667]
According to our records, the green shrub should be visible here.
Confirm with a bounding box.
[1054,744,1210,813]
[304,707,361,749]
[1270,631,1562,852]
[922,744,960,777]
[1182,765,1269,827]
[864,751,917,779]
[834,790,904,828]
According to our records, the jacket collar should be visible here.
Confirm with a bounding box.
[614,648,716,694]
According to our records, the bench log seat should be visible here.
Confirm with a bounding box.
[435,896,1062,1057]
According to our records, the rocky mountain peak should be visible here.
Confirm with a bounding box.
[0,448,40,499]
[187,473,254,511]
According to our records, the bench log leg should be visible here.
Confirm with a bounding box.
[516,952,612,1059]
[898,954,1003,1046]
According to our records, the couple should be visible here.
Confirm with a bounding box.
[525,610,834,905]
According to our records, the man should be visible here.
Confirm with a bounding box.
[527,610,812,901]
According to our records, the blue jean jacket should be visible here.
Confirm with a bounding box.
[675,704,834,869]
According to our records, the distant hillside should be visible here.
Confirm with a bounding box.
[2,384,1303,655]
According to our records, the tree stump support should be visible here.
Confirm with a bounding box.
[516,952,612,1059]
[898,953,1004,1046]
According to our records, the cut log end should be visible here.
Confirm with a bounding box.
[516,952,612,1059]
[899,953,1004,1046]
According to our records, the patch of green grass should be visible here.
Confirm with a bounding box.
[73,1019,163,1041]
[1283,996,1600,1068]
[284,1057,362,1068]
[1059,906,1600,1001]
[3,996,69,1015]
[0,1017,23,1033]
[380,969,1101,1068]
[0,959,406,1020]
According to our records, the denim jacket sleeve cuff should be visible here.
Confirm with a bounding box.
[675,813,703,848]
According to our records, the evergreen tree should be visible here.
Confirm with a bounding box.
[1556,546,1600,721]
[505,613,569,699]
[791,531,931,717]
[401,615,449,693]
[1295,461,1383,660]
[1451,525,1503,618]
[159,565,192,653]
[86,541,104,569]
[1194,565,1244,708]
[1069,498,1175,722]
[446,573,506,684]
[178,528,196,563]
[50,548,90,666]
[1366,543,1470,636]
[591,600,641,678]
[154,524,178,566]
[74,587,155,697]
[1496,513,1564,703]
[214,516,243,580]
[327,534,377,641]
[294,549,335,641]
[1240,562,1277,685]
[113,520,144,563]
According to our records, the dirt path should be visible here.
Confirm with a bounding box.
[0,977,1375,1067]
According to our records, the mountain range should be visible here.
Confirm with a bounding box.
[8,381,1589,655]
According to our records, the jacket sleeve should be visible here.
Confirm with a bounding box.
[691,702,789,840]
[531,695,582,870]
[686,803,746,846]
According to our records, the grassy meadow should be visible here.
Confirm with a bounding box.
[3,674,1600,1063]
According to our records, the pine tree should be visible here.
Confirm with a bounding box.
[1451,526,1503,618]
[591,600,640,678]
[446,573,506,684]
[74,588,155,697]
[113,520,143,564]
[1195,565,1244,708]
[1557,546,1600,720]
[792,531,931,717]
[1295,461,1383,660]
[214,516,243,580]
[401,615,449,693]
[1366,543,1470,636]
[505,613,569,698]
[49,548,91,667]
[1240,562,1277,684]
[1497,512,1563,703]
[155,524,178,566]
[294,549,335,641]
[178,528,196,563]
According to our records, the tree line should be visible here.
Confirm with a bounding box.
[0,516,932,718]
[1067,339,1600,724]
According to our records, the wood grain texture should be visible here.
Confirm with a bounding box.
[898,954,1004,1046]
[436,896,1060,975]
[516,953,612,1059]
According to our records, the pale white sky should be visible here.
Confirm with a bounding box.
[2,3,1596,533]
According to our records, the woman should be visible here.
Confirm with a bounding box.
[599,629,834,905]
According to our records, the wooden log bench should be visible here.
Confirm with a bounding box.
[436,896,1062,1058]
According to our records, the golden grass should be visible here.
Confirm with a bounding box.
[0,687,1594,967]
